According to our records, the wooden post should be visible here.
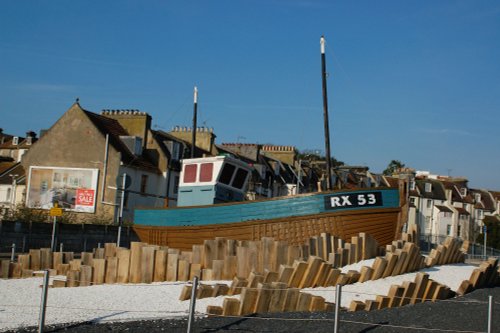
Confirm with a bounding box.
[116,248,131,283]
[105,257,118,284]
[129,242,144,283]
[140,246,156,283]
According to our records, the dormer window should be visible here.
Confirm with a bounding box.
[12,137,19,145]
[425,183,432,193]
[26,137,32,145]
[474,193,481,202]
[460,187,467,196]
[409,181,416,191]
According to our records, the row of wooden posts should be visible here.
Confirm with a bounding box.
[0,232,381,286]
[180,232,477,316]
[197,254,499,317]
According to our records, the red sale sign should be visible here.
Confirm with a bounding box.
[76,189,95,206]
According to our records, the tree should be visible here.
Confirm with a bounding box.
[383,160,405,176]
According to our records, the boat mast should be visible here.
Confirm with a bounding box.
[191,86,198,158]
[320,36,333,190]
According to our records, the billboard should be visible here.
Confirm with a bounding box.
[27,166,99,213]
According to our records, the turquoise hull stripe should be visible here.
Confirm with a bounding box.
[135,189,400,227]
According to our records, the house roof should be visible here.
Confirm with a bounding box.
[472,189,497,211]
[490,191,500,201]
[416,179,447,200]
[0,135,38,149]
[384,177,399,188]
[81,105,160,174]
[0,162,25,185]
[455,207,470,215]
[435,205,453,213]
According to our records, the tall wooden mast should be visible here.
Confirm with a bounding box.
[321,36,333,190]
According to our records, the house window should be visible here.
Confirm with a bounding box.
[426,199,432,209]
[232,168,249,189]
[478,210,483,219]
[199,163,213,182]
[410,197,416,205]
[140,175,148,195]
[457,225,461,237]
[6,188,11,201]
[425,183,432,193]
[463,203,468,210]
[474,193,481,202]
[183,164,197,183]
[459,214,467,221]
[460,188,467,196]
[446,225,452,235]
[425,216,431,229]
[409,181,416,191]
[443,211,452,218]
[12,137,18,145]
[219,163,236,185]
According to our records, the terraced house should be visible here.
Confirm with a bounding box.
[407,171,499,243]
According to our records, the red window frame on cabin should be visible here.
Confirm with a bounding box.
[199,163,213,182]
[183,164,197,183]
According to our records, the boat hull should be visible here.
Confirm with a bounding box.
[133,188,405,250]
[134,207,401,250]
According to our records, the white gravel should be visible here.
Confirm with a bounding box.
[0,262,477,332]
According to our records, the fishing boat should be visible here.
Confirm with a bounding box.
[133,37,408,250]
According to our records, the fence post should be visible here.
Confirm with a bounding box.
[10,243,15,262]
[38,270,50,333]
[488,295,493,333]
[334,284,342,333]
[187,276,199,333]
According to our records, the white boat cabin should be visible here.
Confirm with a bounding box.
[177,155,252,206]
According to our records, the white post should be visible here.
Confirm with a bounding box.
[187,276,199,333]
[117,172,127,247]
[334,284,342,333]
[38,270,50,333]
[50,216,57,252]
[484,225,487,259]
[10,243,15,262]
[488,295,493,333]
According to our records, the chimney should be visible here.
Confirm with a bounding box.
[101,110,151,150]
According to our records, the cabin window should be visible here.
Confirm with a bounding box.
[425,183,432,193]
[140,175,148,195]
[183,164,197,183]
[232,168,248,189]
[199,163,213,182]
[219,164,236,185]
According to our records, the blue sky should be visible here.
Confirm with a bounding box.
[1,1,499,189]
